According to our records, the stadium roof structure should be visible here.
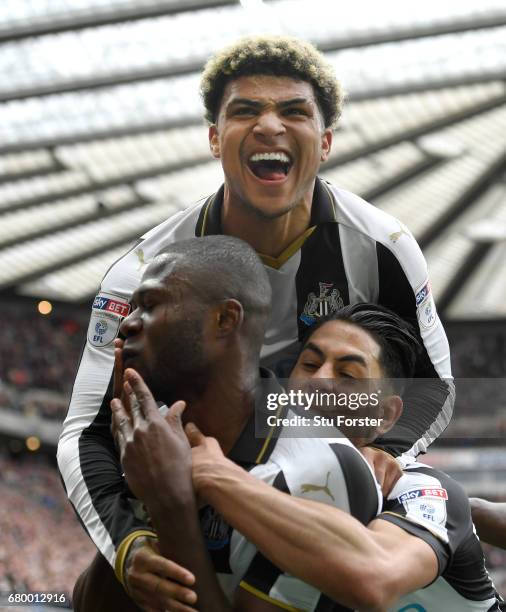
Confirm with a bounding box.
[0,0,505,319]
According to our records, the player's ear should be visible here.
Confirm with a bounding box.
[215,299,243,337]
[209,125,221,159]
[376,395,403,436]
[320,128,332,162]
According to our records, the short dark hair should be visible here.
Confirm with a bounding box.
[150,235,271,350]
[302,303,422,385]
[200,35,344,128]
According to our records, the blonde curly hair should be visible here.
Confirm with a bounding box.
[200,35,344,129]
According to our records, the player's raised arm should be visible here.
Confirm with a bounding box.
[377,233,453,458]
[57,211,192,579]
[57,275,156,570]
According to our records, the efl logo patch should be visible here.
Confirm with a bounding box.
[417,292,437,330]
[399,487,449,542]
[88,292,130,348]
[398,488,448,503]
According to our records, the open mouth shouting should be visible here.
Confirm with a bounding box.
[247,151,293,182]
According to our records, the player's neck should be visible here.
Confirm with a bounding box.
[222,191,312,259]
[184,365,259,455]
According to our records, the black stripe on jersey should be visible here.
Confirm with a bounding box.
[376,242,418,328]
[296,223,350,340]
[329,444,378,524]
[315,594,353,612]
[295,178,349,339]
[240,471,289,594]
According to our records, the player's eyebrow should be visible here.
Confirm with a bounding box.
[227,97,312,109]
[335,354,367,367]
[227,98,263,108]
[302,342,368,368]
[301,342,325,359]
[278,97,312,108]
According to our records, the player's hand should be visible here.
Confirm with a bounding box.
[125,536,198,612]
[361,446,402,497]
[111,368,193,508]
[185,422,233,498]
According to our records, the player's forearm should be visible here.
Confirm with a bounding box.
[200,460,394,610]
[470,498,506,549]
[147,495,232,612]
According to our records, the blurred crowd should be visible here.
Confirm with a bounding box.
[0,383,69,421]
[450,326,506,379]
[0,453,96,604]
[0,307,86,395]
[448,325,506,427]
[0,306,87,421]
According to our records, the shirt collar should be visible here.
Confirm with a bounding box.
[227,368,285,467]
[310,177,337,225]
[197,177,336,239]
[197,185,224,237]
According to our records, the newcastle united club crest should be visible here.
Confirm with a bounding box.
[300,282,344,326]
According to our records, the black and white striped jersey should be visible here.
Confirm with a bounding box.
[380,461,504,611]
[57,177,453,570]
[202,407,381,612]
[221,451,504,612]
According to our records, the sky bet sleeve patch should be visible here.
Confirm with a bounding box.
[399,487,449,542]
[87,292,131,348]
